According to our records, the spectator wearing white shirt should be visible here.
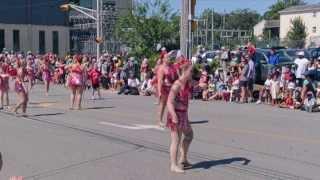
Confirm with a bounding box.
[140,73,154,96]
[294,51,309,87]
[118,72,140,95]
[256,74,272,104]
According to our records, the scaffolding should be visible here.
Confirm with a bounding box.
[69,1,118,55]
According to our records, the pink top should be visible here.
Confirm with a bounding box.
[162,65,178,87]
[174,82,190,112]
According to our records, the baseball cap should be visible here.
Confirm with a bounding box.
[297,51,304,56]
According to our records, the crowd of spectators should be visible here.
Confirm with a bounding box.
[1,43,319,113]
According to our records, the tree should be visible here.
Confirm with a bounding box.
[264,0,306,20]
[115,0,179,58]
[199,8,260,30]
[286,17,307,48]
[227,9,260,30]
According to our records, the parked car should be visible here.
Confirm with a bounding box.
[202,51,217,63]
[254,49,294,83]
[307,47,320,59]
[280,49,310,61]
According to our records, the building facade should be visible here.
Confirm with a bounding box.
[279,4,320,47]
[254,20,280,40]
[0,0,70,56]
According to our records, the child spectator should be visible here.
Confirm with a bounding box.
[88,63,102,100]
[230,72,240,102]
[279,90,294,109]
[270,73,280,106]
[256,74,272,104]
[199,70,209,101]
[293,88,303,109]
[140,72,154,96]
[303,92,316,112]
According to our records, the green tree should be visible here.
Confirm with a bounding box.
[115,0,179,58]
[286,17,307,48]
[200,9,222,29]
[227,9,260,30]
[264,0,306,20]
[199,8,260,30]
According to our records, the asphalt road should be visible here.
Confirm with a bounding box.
[0,84,320,180]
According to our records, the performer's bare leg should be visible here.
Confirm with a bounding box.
[170,130,184,173]
[70,88,76,110]
[158,96,166,127]
[179,128,193,168]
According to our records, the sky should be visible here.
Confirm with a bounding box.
[165,0,319,15]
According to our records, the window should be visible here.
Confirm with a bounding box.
[313,26,317,33]
[0,30,4,52]
[39,31,46,54]
[256,52,267,64]
[13,30,20,52]
[52,31,59,54]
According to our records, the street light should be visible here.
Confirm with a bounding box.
[60,1,103,58]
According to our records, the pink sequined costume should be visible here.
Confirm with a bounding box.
[167,82,191,131]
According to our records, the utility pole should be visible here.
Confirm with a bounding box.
[180,0,189,58]
[211,10,214,48]
[96,0,101,58]
[180,0,195,59]
[205,16,208,47]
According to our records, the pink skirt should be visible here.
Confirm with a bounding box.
[42,72,51,82]
[161,85,171,99]
[166,110,191,131]
[0,76,9,91]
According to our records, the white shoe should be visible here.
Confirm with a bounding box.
[256,100,261,104]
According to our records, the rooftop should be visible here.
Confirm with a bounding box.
[279,3,320,14]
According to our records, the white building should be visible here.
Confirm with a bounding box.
[279,4,320,47]
[253,20,280,40]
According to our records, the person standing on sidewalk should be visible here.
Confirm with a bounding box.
[294,51,309,87]
[220,47,230,82]
[247,56,256,102]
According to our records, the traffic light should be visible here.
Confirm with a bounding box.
[191,0,196,17]
[59,4,70,12]
[191,0,197,32]
[95,37,103,44]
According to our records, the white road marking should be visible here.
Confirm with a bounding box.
[99,122,165,131]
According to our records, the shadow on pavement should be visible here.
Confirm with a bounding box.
[0,152,2,171]
[190,120,209,125]
[190,157,251,170]
[32,112,64,117]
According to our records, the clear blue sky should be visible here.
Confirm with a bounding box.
[149,0,319,15]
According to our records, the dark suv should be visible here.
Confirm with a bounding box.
[254,49,294,83]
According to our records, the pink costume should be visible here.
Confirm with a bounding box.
[42,66,51,82]
[26,66,35,81]
[166,82,191,131]
[69,65,83,88]
[0,74,9,91]
[161,65,178,98]
[14,79,26,94]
